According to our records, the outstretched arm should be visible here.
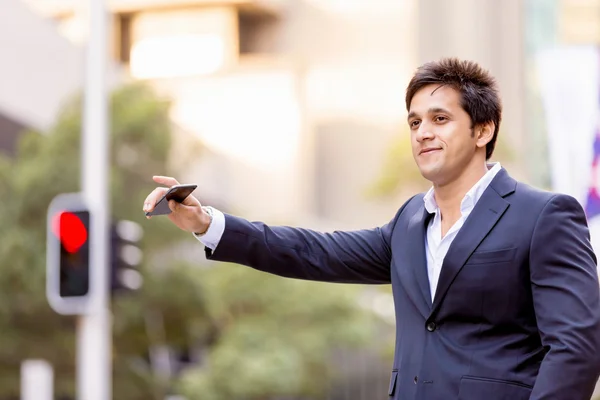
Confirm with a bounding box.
[204,211,402,284]
[144,175,412,284]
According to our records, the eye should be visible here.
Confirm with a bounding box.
[409,120,420,129]
[434,115,448,123]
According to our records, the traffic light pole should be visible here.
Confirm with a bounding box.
[79,0,111,399]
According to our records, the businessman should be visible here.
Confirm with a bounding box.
[144,58,600,400]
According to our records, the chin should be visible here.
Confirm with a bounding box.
[421,169,454,187]
[419,172,436,184]
[417,164,442,183]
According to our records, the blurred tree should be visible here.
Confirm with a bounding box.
[175,263,374,400]
[0,82,376,399]
[0,82,192,397]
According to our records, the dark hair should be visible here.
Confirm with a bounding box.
[405,58,502,160]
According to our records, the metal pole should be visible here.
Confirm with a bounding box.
[79,0,111,399]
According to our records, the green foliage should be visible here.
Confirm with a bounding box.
[0,82,376,399]
[366,129,428,198]
[176,264,373,400]
[0,82,186,398]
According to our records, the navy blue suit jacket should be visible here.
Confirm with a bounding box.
[206,168,600,399]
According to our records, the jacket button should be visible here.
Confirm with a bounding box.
[413,376,418,384]
[426,321,437,332]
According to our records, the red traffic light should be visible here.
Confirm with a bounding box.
[51,211,88,253]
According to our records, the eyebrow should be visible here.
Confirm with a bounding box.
[407,107,452,120]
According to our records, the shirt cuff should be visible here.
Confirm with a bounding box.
[192,207,225,250]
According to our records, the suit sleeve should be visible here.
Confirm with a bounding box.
[203,200,412,284]
[529,194,600,400]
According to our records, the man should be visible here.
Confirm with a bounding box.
[144,58,600,399]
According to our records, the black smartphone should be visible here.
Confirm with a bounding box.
[145,184,198,216]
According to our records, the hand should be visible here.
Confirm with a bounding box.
[143,176,211,234]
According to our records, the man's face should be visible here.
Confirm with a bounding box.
[407,84,481,186]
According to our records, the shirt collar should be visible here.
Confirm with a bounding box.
[423,162,502,214]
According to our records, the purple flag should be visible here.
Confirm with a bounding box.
[585,131,600,219]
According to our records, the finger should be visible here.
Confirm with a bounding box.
[181,193,201,207]
[143,187,168,212]
[153,176,180,187]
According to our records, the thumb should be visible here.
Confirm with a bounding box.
[168,200,181,212]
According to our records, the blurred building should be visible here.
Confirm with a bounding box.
[418,0,527,183]
[21,0,420,231]
[1,0,124,155]
[18,0,542,230]
[0,0,81,155]
[19,0,538,230]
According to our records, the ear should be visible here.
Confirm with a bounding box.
[475,122,494,149]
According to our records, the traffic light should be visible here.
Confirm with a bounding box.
[53,210,91,297]
[46,192,95,315]
[110,220,143,294]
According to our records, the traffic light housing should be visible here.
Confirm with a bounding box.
[47,193,95,315]
[110,220,143,294]
[47,193,144,314]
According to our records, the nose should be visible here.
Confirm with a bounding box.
[416,124,435,142]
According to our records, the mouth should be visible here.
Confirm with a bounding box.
[419,148,442,155]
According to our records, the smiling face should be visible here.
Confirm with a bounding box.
[407,84,492,187]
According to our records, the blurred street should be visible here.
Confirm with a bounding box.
[1,0,600,399]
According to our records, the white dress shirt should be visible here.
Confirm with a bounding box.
[193,207,226,250]
[423,162,501,301]
[194,162,502,301]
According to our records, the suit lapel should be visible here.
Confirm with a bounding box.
[431,170,514,312]
[403,205,434,315]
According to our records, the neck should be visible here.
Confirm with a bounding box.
[433,160,489,218]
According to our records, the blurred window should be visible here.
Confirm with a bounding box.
[130,34,225,79]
